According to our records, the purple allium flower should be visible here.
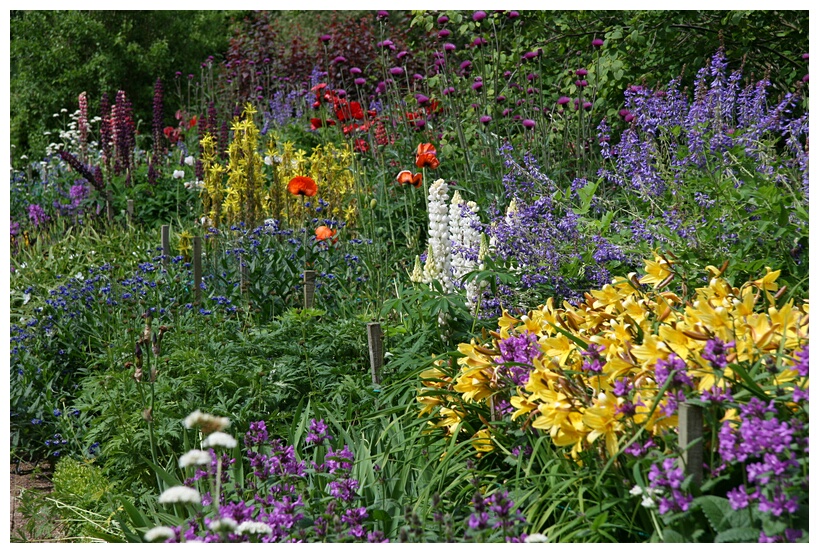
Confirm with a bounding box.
[592,38,604,48]
[320,34,332,42]
[576,68,588,77]
[460,60,472,71]
[557,96,571,105]
[471,81,483,91]
[507,11,520,18]
[480,115,492,125]
[354,78,366,86]
[522,51,538,60]
[444,42,456,52]
[522,119,535,129]
[438,29,451,39]
[437,15,449,25]
[473,11,487,21]
[389,66,404,76]
[473,36,488,47]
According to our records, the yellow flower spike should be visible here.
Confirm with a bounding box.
[639,253,674,287]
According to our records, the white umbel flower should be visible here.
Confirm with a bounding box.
[202,431,237,449]
[236,520,273,536]
[179,449,212,468]
[184,410,230,434]
[524,533,549,543]
[158,485,201,505]
[144,525,176,542]
[208,517,238,533]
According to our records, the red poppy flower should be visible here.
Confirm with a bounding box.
[315,225,337,243]
[354,139,370,153]
[188,115,198,129]
[396,170,423,188]
[310,118,336,130]
[415,143,440,169]
[288,176,318,197]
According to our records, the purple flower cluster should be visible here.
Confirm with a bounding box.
[465,489,527,541]
[701,337,735,369]
[27,204,49,227]
[580,342,606,373]
[647,458,693,514]
[717,397,806,539]
[305,418,333,445]
[496,331,540,385]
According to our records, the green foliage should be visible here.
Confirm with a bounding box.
[10,10,235,159]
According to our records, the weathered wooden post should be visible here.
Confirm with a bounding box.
[161,225,170,268]
[679,403,704,487]
[303,270,316,309]
[126,199,134,226]
[367,322,383,386]
[193,236,202,305]
[106,190,114,222]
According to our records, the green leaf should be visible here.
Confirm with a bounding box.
[695,495,732,532]
[662,528,686,542]
[715,527,760,543]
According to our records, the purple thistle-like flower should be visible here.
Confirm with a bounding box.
[473,11,487,21]
[522,119,535,129]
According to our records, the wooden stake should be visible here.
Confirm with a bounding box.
[367,322,383,386]
[303,270,316,309]
[126,199,134,226]
[106,189,114,222]
[193,236,202,305]
[678,403,704,487]
[161,225,170,267]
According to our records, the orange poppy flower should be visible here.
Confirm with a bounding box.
[315,225,337,243]
[288,176,318,197]
[396,170,423,188]
[415,143,440,169]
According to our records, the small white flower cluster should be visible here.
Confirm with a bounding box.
[144,525,175,542]
[202,431,238,449]
[630,484,661,508]
[158,485,201,505]
[236,520,273,536]
[178,448,212,468]
[422,178,453,293]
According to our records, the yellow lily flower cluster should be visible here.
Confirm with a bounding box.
[418,253,809,461]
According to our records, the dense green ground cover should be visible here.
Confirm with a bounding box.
[8,10,809,543]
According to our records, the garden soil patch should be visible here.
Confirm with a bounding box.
[10,461,63,541]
